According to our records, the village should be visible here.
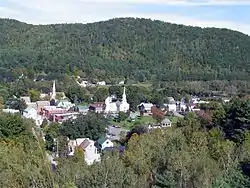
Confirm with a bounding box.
[2,80,231,166]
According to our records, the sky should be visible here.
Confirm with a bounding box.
[0,0,249,35]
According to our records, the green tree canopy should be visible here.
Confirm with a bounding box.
[60,112,107,140]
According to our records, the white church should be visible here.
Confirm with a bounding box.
[51,80,57,100]
[104,87,130,113]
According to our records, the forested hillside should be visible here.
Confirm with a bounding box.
[1,17,250,82]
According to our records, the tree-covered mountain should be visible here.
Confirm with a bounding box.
[1,17,250,83]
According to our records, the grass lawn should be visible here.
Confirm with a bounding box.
[109,114,181,130]
[110,115,157,129]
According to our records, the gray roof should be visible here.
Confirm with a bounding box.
[107,126,129,141]
[36,101,50,105]
[139,103,153,108]
[27,102,37,110]
[116,100,122,107]
[161,118,171,124]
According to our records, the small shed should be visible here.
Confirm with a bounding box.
[161,118,172,127]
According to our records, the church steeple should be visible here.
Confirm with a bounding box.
[51,80,56,100]
[122,86,127,103]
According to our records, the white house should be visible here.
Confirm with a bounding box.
[2,109,20,113]
[164,103,177,112]
[222,98,230,103]
[191,97,200,104]
[161,118,172,127]
[191,107,201,112]
[197,100,209,104]
[23,107,43,126]
[104,95,119,113]
[96,137,114,151]
[119,80,125,85]
[68,138,100,165]
[179,103,187,111]
[168,104,177,111]
[68,138,86,156]
[138,102,154,113]
[79,80,90,87]
[96,81,106,86]
[164,97,177,112]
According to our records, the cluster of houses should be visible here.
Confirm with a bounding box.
[67,135,126,165]
[89,87,130,114]
[3,79,214,128]
[3,81,87,125]
[76,77,125,88]
[54,124,129,165]
[3,80,229,166]
[138,96,209,116]
[63,94,228,165]
[12,81,131,126]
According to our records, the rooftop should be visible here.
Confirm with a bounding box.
[97,137,109,145]
[79,139,91,149]
[90,102,104,108]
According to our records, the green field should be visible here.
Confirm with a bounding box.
[110,114,181,129]
[110,115,157,129]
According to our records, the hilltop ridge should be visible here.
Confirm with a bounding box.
[0,17,250,82]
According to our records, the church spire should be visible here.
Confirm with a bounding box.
[122,86,127,103]
[51,80,56,100]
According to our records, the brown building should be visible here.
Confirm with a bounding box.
[89,102,105,113]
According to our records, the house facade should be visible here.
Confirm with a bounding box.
[68,138,101,165]
[96,137,114,151]
[23,107,43,126]
[139,102,154,114]
[161,118,172,127]
[89,102,105,113]
[96,81,106,86]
